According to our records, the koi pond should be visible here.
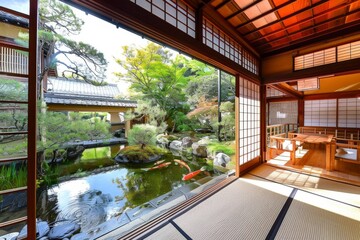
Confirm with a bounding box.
[0,141,234,239]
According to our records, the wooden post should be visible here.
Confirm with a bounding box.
[325,142,331,171]
[28,0,38,238]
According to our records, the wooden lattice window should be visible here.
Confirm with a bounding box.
[203,18,259,75]
[130,0,196,37]
[239,77,260,165]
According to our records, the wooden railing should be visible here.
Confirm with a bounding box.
[0,46,28,75]
[299,127,360,140]
[266,123,298,146]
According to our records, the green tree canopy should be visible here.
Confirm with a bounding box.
[115,43,189,122]
[36,0,108,84]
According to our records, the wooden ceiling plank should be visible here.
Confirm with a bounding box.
[255,8,360,49]
[271,82,303,99]
[235,0,296,29]
[214,0,232,10]
[225,0,262,20]
[251,0,358,44]
[243,0,329,37]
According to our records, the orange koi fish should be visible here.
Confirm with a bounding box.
[154,160,165,165]
[174,159,191,172]
[182,166,206,181]
[143,162,171,171]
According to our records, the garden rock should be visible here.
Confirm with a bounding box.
[0,191,27,212]
[192,143,208,158]
[114,154,129,163]
[214,153,231,167]
[181,137,193,148]
[70,233,90,240]
[18,221,49,240]
[0,232,18,240]
[198,136,210,145]
[48,221,80,239]
[156,134,169,145]
[169,140,182,151]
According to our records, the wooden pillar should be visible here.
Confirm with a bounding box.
[298,99,304,127]
[109,112,123,133]
[125,120,131,138]
[235,74,240,177]
[28,0,38,238]
[260,84,267,162]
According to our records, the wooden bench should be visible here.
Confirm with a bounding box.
[269,134,298,164]
[330,139,360,170]
[299,127,360,140]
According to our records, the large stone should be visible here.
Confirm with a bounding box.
[181,137,193,148]
[192,143,208,158]
[156,134,169,145]
[70,233,90,240]
[17,221,49,240]
[214,153,231,167]
[169,140,182,151]
[48,221,80,239]
[113,154,129,163]
[0,232,18,240]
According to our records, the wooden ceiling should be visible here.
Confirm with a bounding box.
[194,0,360,56]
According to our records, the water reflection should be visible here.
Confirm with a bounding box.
[37,160,208,233]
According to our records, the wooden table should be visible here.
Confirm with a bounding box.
[290,133,334,170]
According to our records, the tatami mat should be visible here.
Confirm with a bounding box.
[275,191,360,240]
[144,223,187,240]
[108,164,360,239]
[250,164,360,208]
[140,177,293,240]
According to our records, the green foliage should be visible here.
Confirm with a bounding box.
[82,147,110,160]
[115,43,189,124]
[126,100,168,133]
[36,0,107,84]
[127,124,157,147]
[212,101,235,141]
[0,78,28,101]
[118,145,167,163]
[38,161,60,186]
[0,164,27,191]
[37,110,111,153]
[207,141,235,156]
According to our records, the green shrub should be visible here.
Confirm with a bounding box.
[128,124,157,147]
[0,164,27,191]
[119,145,167,162]
[207,141,235,156]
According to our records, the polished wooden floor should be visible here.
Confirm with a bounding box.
[267,145,360,185]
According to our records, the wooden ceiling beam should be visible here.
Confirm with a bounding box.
[60,0,259,80]
[235,0,296,29]
[304,90,360,101]
[214,0,232,10]
[261,20,360,56]
[250,0,358,45]
[243,0,329,37]
[255,8,360,49]
[225,0,262,20]
[271,82,303,99]
[263,58,360,84]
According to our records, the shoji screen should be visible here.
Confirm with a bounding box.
[238,77,260,165]
[304,99,336,127]
[338,98,360,128]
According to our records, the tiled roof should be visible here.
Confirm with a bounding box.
[0,10,28,28]
[45,78,136,108]
[45,93,137,108]
[47,77,121,98]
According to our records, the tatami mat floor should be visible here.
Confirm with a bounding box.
[107,164,360,240]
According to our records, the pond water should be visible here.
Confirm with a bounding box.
[36,145,215,235]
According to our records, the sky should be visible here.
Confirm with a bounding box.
[0,0,150,93]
